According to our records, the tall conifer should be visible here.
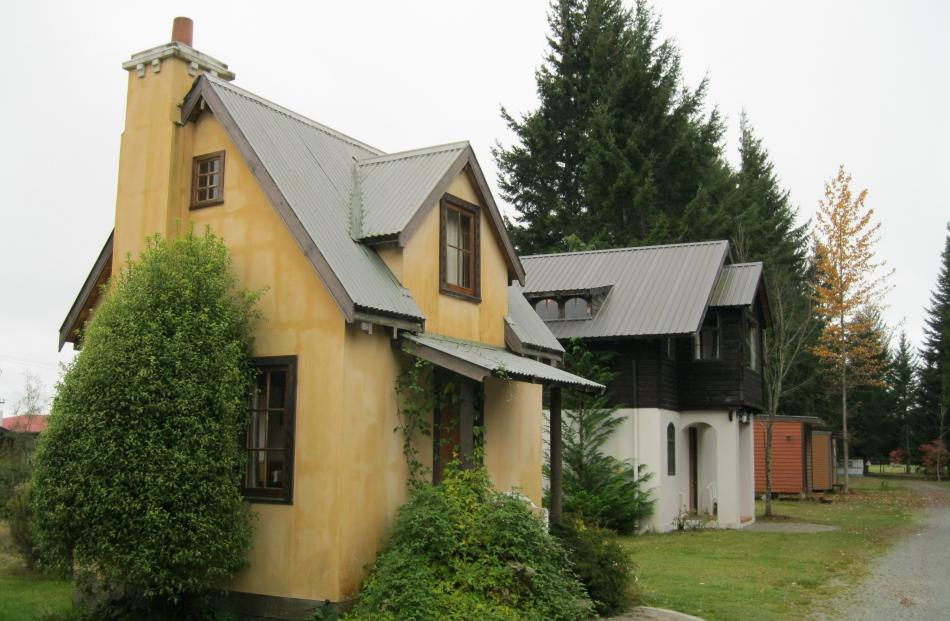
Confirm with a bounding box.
[918,225,950,477]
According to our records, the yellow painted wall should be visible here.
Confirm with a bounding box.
[383,171,509,347]
[336,324,411,598]
[176,113,349,602]
[483,378,543,506]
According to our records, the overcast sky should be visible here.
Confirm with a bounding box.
[0,1,947,413]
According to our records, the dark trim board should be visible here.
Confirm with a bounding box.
[213,590,354,621]
[59,231,115,350]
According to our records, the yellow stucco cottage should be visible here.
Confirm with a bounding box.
[58,18,597,618]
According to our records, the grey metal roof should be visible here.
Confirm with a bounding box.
[402,333,601,391]
[357,142,469,240]
[521,241,730,338]
[203,76,424,321]
[505,284,564,356]
[709,262,763,308]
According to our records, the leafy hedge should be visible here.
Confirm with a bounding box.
[346,465,593,620]
[32,229,258,606]
[551,519,635,616]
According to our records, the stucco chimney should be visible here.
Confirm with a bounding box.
[171,17,193,47]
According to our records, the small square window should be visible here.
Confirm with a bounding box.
[191,151,225,209]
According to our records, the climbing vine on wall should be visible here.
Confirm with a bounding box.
[394,355,436,488]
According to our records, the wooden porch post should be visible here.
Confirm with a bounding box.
[549,385,563,526]
[459,377,475,469]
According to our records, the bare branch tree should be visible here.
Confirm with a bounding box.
[762,270,818,516]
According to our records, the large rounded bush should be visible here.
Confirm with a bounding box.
[347,466,593,621]
[33,229,258,603]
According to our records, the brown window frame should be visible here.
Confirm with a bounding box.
[439,194,481,302]
[693,311,721,361]
[242,355,296,504]
[747,316,760,372]
[190,151,226,209]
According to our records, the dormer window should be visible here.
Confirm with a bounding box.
[563,297,592,320]
[191,151,225,209]
[535,298,560,320]
[440,194,480,300]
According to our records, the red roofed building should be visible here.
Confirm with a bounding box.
[0,414,49,434]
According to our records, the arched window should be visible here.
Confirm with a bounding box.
[563,296,592,320]
[667,423,676,476]
[534,298,560,320]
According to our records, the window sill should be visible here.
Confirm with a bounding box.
[440,285,481,303]
[243,493,293,505]
[190,199,225,210]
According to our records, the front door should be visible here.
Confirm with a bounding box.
[432,370,478,483]
[689,427,698,512]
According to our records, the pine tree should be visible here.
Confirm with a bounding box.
[918,225,950,479]
[495,0,728,254]
[889,331,918,472]
[550,340,654,534]
[812,166,891,493]
[848,311,896,464]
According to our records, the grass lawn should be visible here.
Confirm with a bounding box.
[618,478,924,621]
[0,521,72,621]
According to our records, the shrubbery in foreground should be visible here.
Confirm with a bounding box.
[346,465,594,621]
[32,229,258,611]
[551,518,635,617]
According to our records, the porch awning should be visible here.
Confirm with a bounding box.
[401,333,603,392]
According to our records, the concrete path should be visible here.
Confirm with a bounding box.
[818,480,950,621]
[609,606,705,621]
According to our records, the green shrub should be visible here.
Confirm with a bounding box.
[552,519,635,617]
[32,228,258,605]
[346,465,593,621]
[7,480,38,569]
[550,340,655,534]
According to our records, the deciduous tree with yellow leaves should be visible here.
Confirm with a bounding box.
[813,166,892,493]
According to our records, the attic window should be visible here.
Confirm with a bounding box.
[440,194,480,300]
[563,297,592,320]
[191,151,225,209]
[535,298,560,320]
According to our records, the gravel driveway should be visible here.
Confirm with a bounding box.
[820,480,950,621]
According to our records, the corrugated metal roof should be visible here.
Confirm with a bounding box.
[521,241,730,338]
[506,284,565,355]
[403,333,601,390]
[206,76,424,320]
[709,262,763,308]
[358,142,469,240]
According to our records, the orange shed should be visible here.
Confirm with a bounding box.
[754,416,833,496]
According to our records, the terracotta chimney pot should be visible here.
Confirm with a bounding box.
[171,17,193,46]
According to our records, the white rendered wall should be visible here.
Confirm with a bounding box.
[544,407,756,532]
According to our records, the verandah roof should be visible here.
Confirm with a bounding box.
[401,333,602,392]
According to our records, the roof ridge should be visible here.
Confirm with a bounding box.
[358,141,470,166]
[522,240,729,260]
[205,75,384,156]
